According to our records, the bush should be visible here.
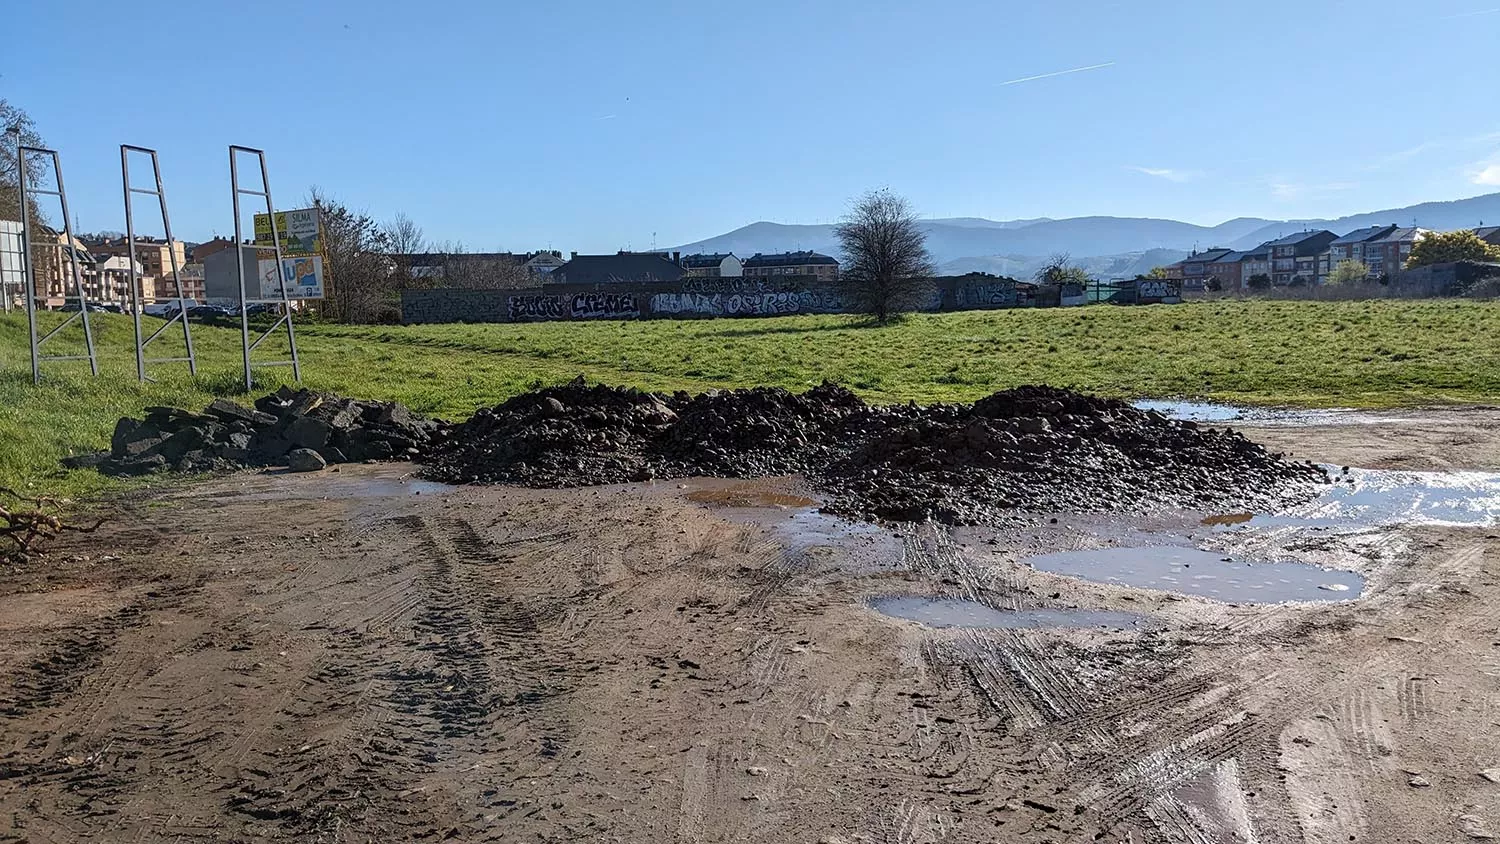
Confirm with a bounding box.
[1246,274,1271,291]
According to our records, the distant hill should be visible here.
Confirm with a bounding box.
[675,192,1500,279]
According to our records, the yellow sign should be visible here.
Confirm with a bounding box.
[253,208,321,256]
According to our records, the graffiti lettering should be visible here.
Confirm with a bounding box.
[571,292,638,319]
[650,291,808,316]
[955,279,1018,309]
[680,276,796,295]
[506,294,566,321]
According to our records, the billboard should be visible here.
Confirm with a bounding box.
[253,208,321,256]
[258,255,325,300]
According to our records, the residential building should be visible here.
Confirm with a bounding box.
[1207,250,1249,291]
[1362,227,1428,278]
[1240,243,1273,287]
[741,251,839,279]
[680,253,744,278]
[550,251,687,285]
[1323,225,1397,282]
[1475,226,1500,248]
[1264,230,1337,285]
[154,262,206,303]
[87,236,188,281]
[1170,248,1234,291]
[86,255,151,306]
[190,237,238,264]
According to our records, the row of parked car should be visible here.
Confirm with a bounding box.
[58,302,276,322]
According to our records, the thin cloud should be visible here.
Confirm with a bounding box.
[1439,7,1500,17]
[1472,160,1500,186]
[1367,129,1500,170]
[1130,166,1199,183]
[596,114,618,121]
[999,62,1115,86]
[1271,181,1359,201]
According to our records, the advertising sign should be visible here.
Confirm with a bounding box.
[258,255,325,300]
[253,207,321,256]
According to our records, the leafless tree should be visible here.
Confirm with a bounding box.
[426,240,537,290]
[833,189,935,322]
[309,187,397,323]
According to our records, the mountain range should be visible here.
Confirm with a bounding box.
[674,192,1500,280]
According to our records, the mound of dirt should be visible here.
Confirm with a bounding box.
[420,380,1325,523]
[818,386,1325,523]
[79,380,1327,524]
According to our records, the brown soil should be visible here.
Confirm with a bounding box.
[2,410,1499,843]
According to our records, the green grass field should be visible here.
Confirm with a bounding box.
[3,299,1499,499]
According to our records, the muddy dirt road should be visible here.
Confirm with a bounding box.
[2,409,1498,843]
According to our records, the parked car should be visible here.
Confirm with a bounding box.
[59,301,112,313]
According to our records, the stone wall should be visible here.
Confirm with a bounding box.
[400,275,1087,325]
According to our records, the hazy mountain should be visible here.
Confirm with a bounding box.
[938,248,1189,282]
[675,192,1500,279]
[1230,193,1500,250]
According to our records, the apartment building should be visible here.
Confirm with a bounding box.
[1361,227,1428,278]
[741,251,839,279]
[1323,225,1397,282]
[680,253,744,278]
[1264,230,1337,285]
[1173,248,1233,291]
[87,236,188,281]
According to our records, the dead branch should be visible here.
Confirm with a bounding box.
[0,487,106,562]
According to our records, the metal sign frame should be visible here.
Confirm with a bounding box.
[228,145,301,391]
[10,129,98,384]
[121,145,197,381]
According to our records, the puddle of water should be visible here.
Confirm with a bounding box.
[1025,546,1364,603]
[685,488,817,509]
[1133,400,1419,428]
[225,474,456,501]
[870,596,1150,630]
[1210,468,1500,531]
[1134,400,1247,423]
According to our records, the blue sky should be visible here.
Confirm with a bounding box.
[6,0,1500,251]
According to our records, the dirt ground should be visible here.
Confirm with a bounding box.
[2,409,1499,843]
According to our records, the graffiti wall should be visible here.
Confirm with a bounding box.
[400,274,1104,325]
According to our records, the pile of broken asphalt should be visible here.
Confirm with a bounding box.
[75,387,444,477]
[80,380,1328,525]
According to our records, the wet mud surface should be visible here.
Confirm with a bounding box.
[2,406,1499,843]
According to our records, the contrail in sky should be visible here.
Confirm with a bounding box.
[999,62,1115,86]
[1439,7,1500,17]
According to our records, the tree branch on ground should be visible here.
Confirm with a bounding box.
[1,488,105,563]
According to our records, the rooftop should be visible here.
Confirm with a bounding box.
[742,250,839,267]
[1330,225,1398,246]
[552,252,687,284]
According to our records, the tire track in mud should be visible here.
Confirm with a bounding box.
[223,513,580,840]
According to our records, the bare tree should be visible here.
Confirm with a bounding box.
[309,187,397,323]
[426,240,537,290]
[834,189,934,323]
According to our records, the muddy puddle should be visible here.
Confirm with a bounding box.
[870,596,1150,630]
[196,471,456,502]
[1025,545,1365,603]
[684,488,817,509]
[1208,468,1500,531]
[1134,399,1420,427]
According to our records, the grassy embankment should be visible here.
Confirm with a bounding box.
[2,298,1498,498]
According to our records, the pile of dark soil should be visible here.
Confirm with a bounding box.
[421,380,1326,523]
[818,386,1324,523]
[79,380,1326,524]
[75,388,443,477]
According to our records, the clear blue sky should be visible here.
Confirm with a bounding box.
[6,0,1500,251]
